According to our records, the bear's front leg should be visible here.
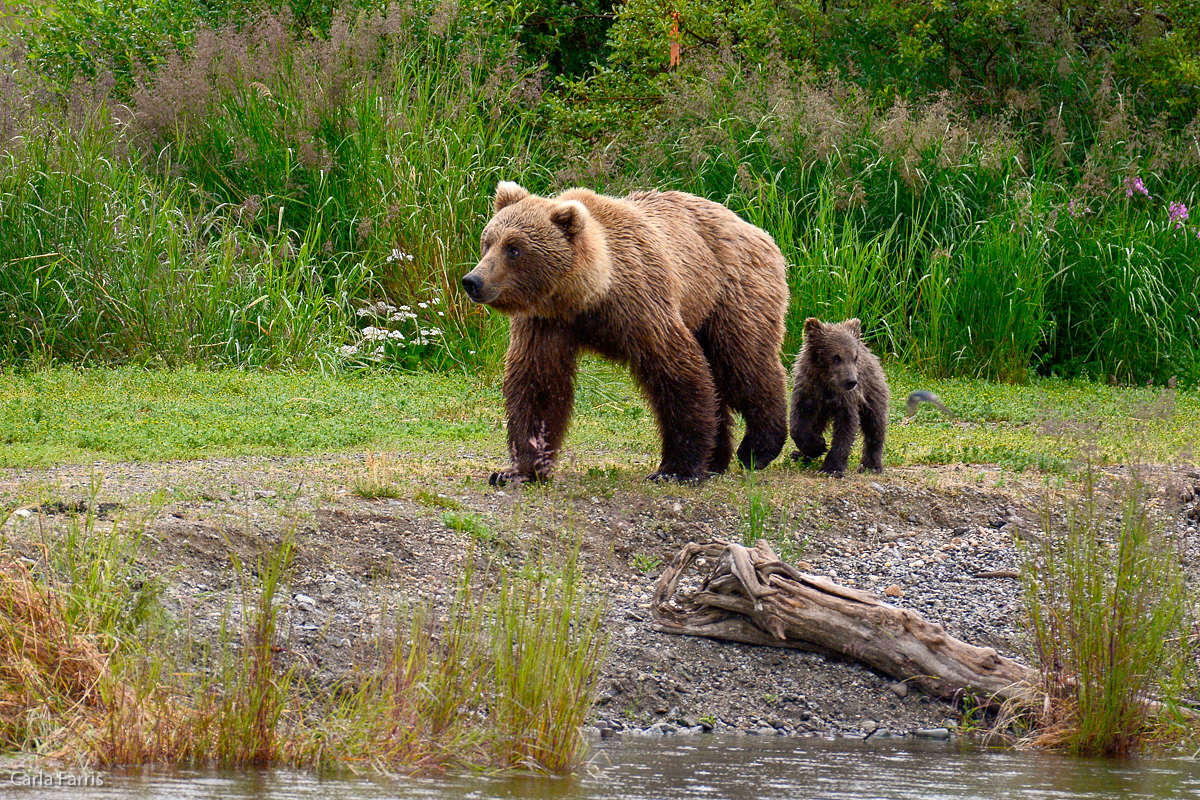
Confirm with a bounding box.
[819,406,860,477]
[789,396,829,464]
[492,317,577,486]
[632,327,718,482]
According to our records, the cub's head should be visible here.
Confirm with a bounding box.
[802,317,864,392]
[461,182,611,317]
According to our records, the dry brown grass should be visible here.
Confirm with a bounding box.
[0,555,112,757]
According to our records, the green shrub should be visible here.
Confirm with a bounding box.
[23,0,202,94]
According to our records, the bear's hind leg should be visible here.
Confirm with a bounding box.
[735,386,787,471]
[707,398,735,474]
[698,321,787,471]
[857,396,886,473]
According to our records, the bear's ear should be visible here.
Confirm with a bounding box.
[803,318,824,338]
[844,318,862,339]
[549,200,590,238]
[495,181,530,211]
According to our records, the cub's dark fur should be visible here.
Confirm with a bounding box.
[789,318,889,476]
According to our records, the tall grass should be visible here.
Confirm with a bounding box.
[1,6,542,369]
[287,546,608,774]
[4,7,1200,384]
[582,60,1200,385]
[1018,465,1199,756]
[0,119,370,367]
[1,496,606,773]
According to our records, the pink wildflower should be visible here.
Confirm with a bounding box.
[1124,176,1149,198]
[1168,201,1189,228]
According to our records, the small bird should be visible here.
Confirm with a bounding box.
[905,390,953,419]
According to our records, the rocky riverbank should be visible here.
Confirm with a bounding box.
[3,455,1197,741]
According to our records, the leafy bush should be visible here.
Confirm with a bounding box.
[23,0,202,94]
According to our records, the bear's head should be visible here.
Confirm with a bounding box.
[461,182,612,317]
[803,317,864,393]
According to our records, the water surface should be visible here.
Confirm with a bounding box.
[5,735,1198,799]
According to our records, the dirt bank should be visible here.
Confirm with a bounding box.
[3,455,1197,739]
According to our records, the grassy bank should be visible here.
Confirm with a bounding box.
[0,365,1195,473]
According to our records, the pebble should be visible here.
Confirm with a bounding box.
[914,727,952,739]
[889,682,909,698]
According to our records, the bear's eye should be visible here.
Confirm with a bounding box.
[507,245,521,259]
[831,355,842,364]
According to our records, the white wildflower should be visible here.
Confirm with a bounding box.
[418,302,429,309]
[388,330,406,340]
[339,344,359,357]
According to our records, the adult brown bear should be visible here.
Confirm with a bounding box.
[462,182,789,484]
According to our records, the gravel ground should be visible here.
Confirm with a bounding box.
[3,455,1197,740]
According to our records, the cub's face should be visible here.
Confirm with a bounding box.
[821,337,861,392]
[804,318,864,393]
[461,182,584,316]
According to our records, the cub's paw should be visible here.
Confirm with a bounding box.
[817,464,846,478]
[857,464,884,474]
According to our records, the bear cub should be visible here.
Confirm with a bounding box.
[789,317,889,476]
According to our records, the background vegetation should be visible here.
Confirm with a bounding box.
[0,0,1197,384]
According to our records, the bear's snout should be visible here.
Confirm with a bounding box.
[462,272,485,302]
[843,378,858,391]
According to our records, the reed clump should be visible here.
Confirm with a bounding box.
[297,549,607,774]
[1016,464,1199,756]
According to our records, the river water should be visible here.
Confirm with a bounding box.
[5,735,1199,799]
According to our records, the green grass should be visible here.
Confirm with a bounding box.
[3,7,1200,385]
[1017,466,1198,756]
[0,363,1195,474]
[0,368,500,466]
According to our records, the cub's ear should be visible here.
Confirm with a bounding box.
[549,200,590,237]
[495,181,530,211]
[803,317,824,338]
[844,318,862,339]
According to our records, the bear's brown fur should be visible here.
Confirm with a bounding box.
[462,181,789,484]
[789,317,889,476]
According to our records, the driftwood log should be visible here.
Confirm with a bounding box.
[650,539,1035,708]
